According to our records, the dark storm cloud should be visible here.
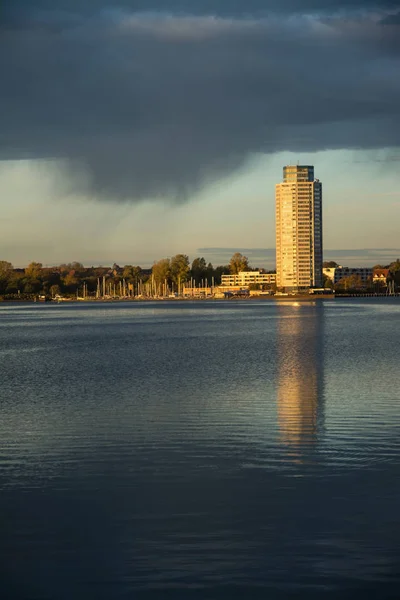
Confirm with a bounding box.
[1,2,400,201]
[4,0,400,19]
[380,11,400,23]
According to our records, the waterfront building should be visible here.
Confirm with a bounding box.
[182,286,212,297]
[275,165,323,291]
[323,266,373,285]
[220,271,276,287]
[372,268,389,286]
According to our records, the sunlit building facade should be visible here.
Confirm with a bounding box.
[220,271,276,287]
[276,166,323,291]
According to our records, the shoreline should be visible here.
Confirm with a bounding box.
[3,294,399,304]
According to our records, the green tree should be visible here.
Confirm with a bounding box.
[59,264,70,274]
[132,266,143,281]
[23,279,41,294]
[214,265,230,284]
[264,282,277,293]
[323,261,339,268]
[205,262,214,284]
[152,258,171,285]
[0,261,13,276]
[389,259,400,272]
[387,266,400,288]
[170,254,190,287]
[0,261,13,294]
[122,265,134,280]
[69,262,84,272]
[5,271,24,294]
[63,270,79,290]
[191,257,207,284]
[229,253,250,274]
[41,268,61,289]
[348,275,364,289]
[131,267,143,294]
[25,262,43,280]
[336,275,363,291]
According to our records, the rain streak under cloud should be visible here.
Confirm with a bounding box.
[1,0,400,203]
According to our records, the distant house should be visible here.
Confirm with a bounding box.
[372,268,389,286]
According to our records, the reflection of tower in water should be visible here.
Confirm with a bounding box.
[276,304,324,448]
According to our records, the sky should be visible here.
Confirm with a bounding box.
[1,0,400,268]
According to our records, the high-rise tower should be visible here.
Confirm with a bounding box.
[275,165,322,291]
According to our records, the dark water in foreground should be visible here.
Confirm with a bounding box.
[1,299,400,599]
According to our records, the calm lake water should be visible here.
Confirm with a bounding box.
[1,299,400,599]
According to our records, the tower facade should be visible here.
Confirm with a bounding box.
[275,165,322,291]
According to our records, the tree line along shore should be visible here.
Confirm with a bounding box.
[0,253,265,301]
[0,254,399,301]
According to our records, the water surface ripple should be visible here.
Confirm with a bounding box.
[1,300,400,599]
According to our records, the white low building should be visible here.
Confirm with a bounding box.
[323,266,373,285]
[221,271,276,287]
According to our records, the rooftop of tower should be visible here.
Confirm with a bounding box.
[283,165,314,182]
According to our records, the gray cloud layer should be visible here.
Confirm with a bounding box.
[1,1,400,201]
[4,1,400,18]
